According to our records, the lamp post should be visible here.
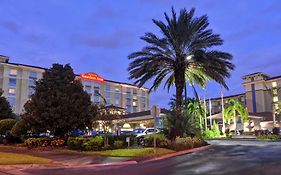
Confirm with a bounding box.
[221,86,225,133]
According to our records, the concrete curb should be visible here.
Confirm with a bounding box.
[142,145,212,163]
[3,145,212,174]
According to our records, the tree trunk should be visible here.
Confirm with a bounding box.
[170,69,185,140]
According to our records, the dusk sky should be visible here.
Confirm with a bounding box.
[0,0,280,108]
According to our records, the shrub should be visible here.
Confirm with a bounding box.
[51,139,65,147]
[11,120,29,137]
[0,119,17,135]
[202,122,222,139]
[144,133,169,148]
[272,127,280,135]
[67,137,84,149]
[67,136,104,151]
[113,141,124,149]
[107,134,136,147]
[168,137,207,151]
[257,135,281,140]
[24,138,51,148]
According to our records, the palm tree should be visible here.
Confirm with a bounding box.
[275,101,281,116]
[187,100,206,130]
[128,8,234,139]
[224,99,248,131]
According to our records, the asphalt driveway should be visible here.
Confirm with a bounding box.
[8,140,281,175]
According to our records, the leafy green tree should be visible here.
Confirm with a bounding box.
[23,64,93,137]
[128,8,234,139]
[0,90,14,119]
[224,99,248,130]
[0,119,17,135]
[11,120,29,137]
[92,105,122,146]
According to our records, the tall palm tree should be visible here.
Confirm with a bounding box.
[128,8,234,139]
[224,99,248,131]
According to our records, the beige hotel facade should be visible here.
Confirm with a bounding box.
[207,72,281,131]
[0,55,149,115]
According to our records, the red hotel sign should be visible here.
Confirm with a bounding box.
[80,73,104,82]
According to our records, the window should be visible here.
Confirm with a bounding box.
[133,89,137,95]
[84,81,91,87]
[29,79,36,87]
[105,85,111,91]
[29,71,37,79]
[126,99,131,106]
[8,88,16,96]
[85,85,91,93]
[94,83,100,88]
[9,69,17,77]
[142,90,146,97]
[115,99,120,106]
[105,91,111,104]
[9,78,16,87]
[272,82,277,88]
[28,87,35,97]
[133,106,138,113]
[7,96,16,108]
[126,105,131,113]
[133,101,137,106]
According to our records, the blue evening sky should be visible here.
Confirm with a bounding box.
[0,0,280,108]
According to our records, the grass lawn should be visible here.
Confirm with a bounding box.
[0,152,51,165]
[62,148,175,157]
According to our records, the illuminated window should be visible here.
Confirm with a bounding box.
[8,88,16,95]
[133,101,137,106]
[9,69,17,77]
[272,82,277,87]
[273,96,278,102]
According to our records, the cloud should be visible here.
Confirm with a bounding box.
[76,30,135,49]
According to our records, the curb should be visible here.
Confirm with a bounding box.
[62,160,138,168]
[7,145,212,172]
[142,145,212,163]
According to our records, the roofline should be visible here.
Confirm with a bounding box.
[242,72,269,79]
[209,93,245,101]
[2,61,149,90]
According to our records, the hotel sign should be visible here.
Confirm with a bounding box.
[80,73,104,82]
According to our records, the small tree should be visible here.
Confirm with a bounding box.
[0,91,14,119]
[224,99,248,131]
[0,119,17,135]
[11,120,29,137]
[92,105,122,146]
[23,64,93,137]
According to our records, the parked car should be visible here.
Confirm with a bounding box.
[132,128,160,145]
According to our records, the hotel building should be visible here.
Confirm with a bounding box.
[0,55,149,115]
[207,72,281,131]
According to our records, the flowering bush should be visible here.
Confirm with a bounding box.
[168,137,207,151]
[51,139,65,147]
[67,136,104,151]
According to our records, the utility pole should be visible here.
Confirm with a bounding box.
[209,98,212,129]
[221,86,225,133]
[151,105,160,153]
[204,96,207,131]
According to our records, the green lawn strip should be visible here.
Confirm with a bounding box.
[60,148,175,157]
[0,152,51,165]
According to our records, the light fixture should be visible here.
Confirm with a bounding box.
[186,54,193,61]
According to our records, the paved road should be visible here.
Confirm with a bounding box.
[20,140,281,175]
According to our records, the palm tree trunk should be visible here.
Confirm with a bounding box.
[234,110,237,131]
[170,70,185,139]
